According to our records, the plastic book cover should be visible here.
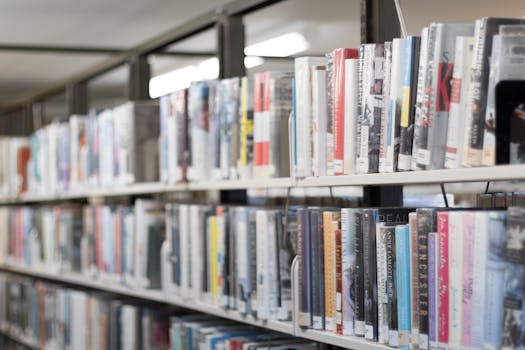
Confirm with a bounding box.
[238,77,254,180]
[436,211,449,347]
[298,208,312,328]
[428,232,437,349]
[395,224,411,350]
[341,208,357,336]
[187,81,210,181]
[310,208,325,330]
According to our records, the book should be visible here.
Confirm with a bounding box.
[463,17,525,167]
[187,81,210,181]
[343,59,359,175]
[353,209,365,336]
[341,208,357,336]
[398,36,422,171]
[483,211,507,350]
[444,36,474,169]
[461,212,475,349]
[395,224,411,350]
[448,211,464,348]
[502,207,525,349]
[238,77,254,180]
[378,41,393,174]
[332,48,359,175]
[298,208,312,328]
[436,211,449,348]
[323,210,338,332]
[294,57,327,178]
[482,27,525,166]
[428,232,438,349]
[413,23,474,170]
[311,66,328,177]
[357,44,385,174]
[309,208,325,330]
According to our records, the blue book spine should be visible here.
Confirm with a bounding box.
[396,224,411,350]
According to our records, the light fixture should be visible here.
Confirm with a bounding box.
[244,32,309,57]
[149,55,266,98]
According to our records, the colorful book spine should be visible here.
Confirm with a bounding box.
[378,41,393,174]
[409,212,420,349]
[436,211,449,348]
[385,226,398,347]
[395,224,411,350]
[376,223,388,344]
[323,211,337,332]
[335,215,343,335]
[311,209,325,330]
[253,73,269,177]
[461,212,475,348]
[448,211,463,348]
[354,210,365,337]
[363,209,378,341]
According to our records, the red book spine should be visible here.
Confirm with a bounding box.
[17,147,30,194]
[437,211,449,345]
[333,48,359,175]
[335,226,343,334]
[253,73,263,167]
[262,72,271,167]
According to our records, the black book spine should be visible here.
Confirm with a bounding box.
[310,209,325,329]
[298,208,312,327]
[363,209,378,341]
[354,210,365,336]
[416,208,436,349]
[248,209,258,317]
[385,226,398,343]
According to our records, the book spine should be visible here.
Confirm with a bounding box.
[385,226,398,347]
[412,24,438,170]
[326,53,335,176]
[295,58,323,178]
[409,212,420,348]
[502,207,525,349]
[256,210,268,319]
[470,212,489,349]
[253,73,267,176]
[417,209,436,350]
[235,208,249,314]
[379,41,393,173]
[398,36,421,171]
[448,212,463,348]
[376,223,388,344]
[333,49,358,175]
[395,224,411,350]
[444,36,474,169]
[343,59,359,175]
[238,77,254,180]
[356,45,371,174]
[298,209,312,327]
[311,210,325,330]
[323,211,336,332]
[436,212,449,348]
[366,44,385,174]
[312,66,328,177]
[428,232,438,349]
[461,212,475,348]
[341,209,356,336]
[363,209,378,341]
[334,215,343,334]
[354,210,365,336]
[398,30,426,171]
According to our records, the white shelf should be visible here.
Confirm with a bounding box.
[0,324,40,350]
[297,164,525,187]
[0,264,392,350]
[188,177,293,191]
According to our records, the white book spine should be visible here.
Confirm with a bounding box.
[448,212,463,348]
[379,42,393,174]
[311,67,328,177]
[444,36,474,169]
[470,212,488,349]
[376,223,388,344]
[256,210,268,320]
[343,59,359,175]
[168,97,178,183]
[235,208,249,314]
[190,206,203,302]
[356,45,372,174]
[267,212,279,319]
[294,57,326,178]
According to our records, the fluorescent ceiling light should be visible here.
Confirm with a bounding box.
[244,32,309,57]
[150,55,266,98]
[244,56,264,68]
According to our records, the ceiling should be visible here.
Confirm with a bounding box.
[0,0,524,121]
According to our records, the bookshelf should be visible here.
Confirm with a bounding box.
[1,0,525,349]
[0,324,40,350]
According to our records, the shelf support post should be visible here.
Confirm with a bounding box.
[361,0,401,44]
[66,82,88,115]
[128,55,151,101]
[216,12,246,79]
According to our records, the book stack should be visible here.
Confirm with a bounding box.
[292,17,525,177]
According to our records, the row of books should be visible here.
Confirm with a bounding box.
[0,276,321,350]
[0,202,296,321]
[0,101,160,197]
[159,73,292,183]
[297,206,525,350]
[293,17,525,177]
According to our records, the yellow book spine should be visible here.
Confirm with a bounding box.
[210,216,218,298]
[323,211,336,331]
